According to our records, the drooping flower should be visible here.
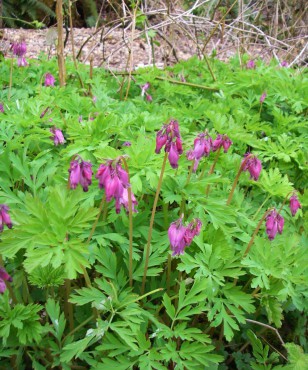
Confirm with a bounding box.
[212,134,232,153]
[260,92,267,103]
[116,188,138,214]
[50,128,65,146]
[186,132,213,172]
[141,82,150,97]
[168,216,202,255]
[146,94,153,102]
[0,103,4,113]
[242,153,262,181]
[155,120,183,169]
[289,194,301,217]
[96,158,137,213]
[11,40,28,67]
[280,60,288,67]
[266,209,284,240]
[0,266,12,294]
[68,156,93,192]
[246,60,256,69]
[44,73,55,87]
[0,205,13,232]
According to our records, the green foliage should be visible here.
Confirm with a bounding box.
[0,291,43,345]
[0,54,306,368]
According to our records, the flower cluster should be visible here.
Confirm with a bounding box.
[212,134,232,153]
[266,209,284,240]
[68,156,93,192]
[155,120,183,169]
[186,132,232,172]
[11,40,28,67]
[44,73,55,87]
[289,194,301,216]
[168,216,202,255]
[242,153,262,181]
[96,159,137,213]
[0,267,13,294]
[0,205,12,232]
[50,128,65,146]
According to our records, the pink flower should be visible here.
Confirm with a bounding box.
[141,82,150,97]
[17,57,28,67]
[116,188,138,214]
[168,142,180,169]
[155,120,183,169]
[186,132,213,172]
[96,159,137,213]
[212,134,232,153]
[11,41,28,67]
[11,41,27,57]
[168,219,187,256]
[168,217,202,255]
[260,92,267,104]
[0,266,12,294]
[122,141,131,147]
[280,60,288,67]
[50,128,65,146]
[44,73,55,87]
[146,94,153,102]
[266,210,284,241]
[242,154,262,181]
[289,194,301,217]
[246,60,256,69]
[0,103,4,113]
[0,205,13,232]
[68,157,92,192]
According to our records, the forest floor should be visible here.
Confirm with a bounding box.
[0,26,275,70]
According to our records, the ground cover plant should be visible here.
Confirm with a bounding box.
[0,47,307,369]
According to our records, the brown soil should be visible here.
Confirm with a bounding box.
[1,25,266,70]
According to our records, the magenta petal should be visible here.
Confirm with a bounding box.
[168,142,179,169]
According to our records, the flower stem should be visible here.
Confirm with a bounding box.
[205,147,221,197]
[162,202,172,294]
[277,191,293,215]
[253,194,270,220]
[243,208,273,258]
[8,58,13,100]
[86,195,106,244]
[121,157,134,288]
[226,154,252,206]
[141,152,168,295]
[64,279,74,331]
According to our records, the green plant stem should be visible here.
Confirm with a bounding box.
[118,288,163,309]
[226,154,252,206]
[155,76,218,91]
[8,58,13,100]
[87,195,106,244]
[277,191,293,215]
[243,208,273,258]
[253,194,270,220]
[121,157,134,288]
[205,147,221,196]
[64,279,74,332]
[62,314,95,344]
[141,152,168,295]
